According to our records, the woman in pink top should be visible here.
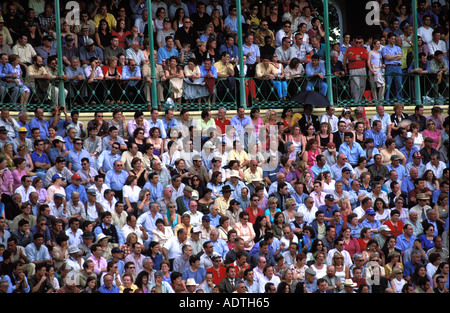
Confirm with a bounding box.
[302,138,321,168]
[12,158,28,191]
[422,119,442,150]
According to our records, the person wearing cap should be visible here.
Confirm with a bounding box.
[47,135,69,165]
[387,155,407,181]
[317,194,339,223]
[361,208,381,238]
[61,33,80,66]
[44,156,72,189]
[13,126,33,153]
[34,34,57,66]
[65,173,88,204]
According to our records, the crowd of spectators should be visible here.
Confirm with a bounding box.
[1,0,448,110]
[0,96,448,293]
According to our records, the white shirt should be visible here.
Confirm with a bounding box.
[123,185,141,203]
[417,26,434,44]
[122,224,145,245]
[320,114,339,133]
[425,161,446,179]
[258,274,281,292]
[297,204,318,226]
[428,40,448,56]
[14,186,36,203]
[162,236,184,260]
[326,248,352,267]
[186,210,204,228]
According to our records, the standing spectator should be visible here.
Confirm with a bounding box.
[345,35,368,102]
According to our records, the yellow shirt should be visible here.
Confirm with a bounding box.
[214,60,234,77]
[255,63,278,78]
[214,195,233,216]
[243,166,263,184]
[94,13,117,30]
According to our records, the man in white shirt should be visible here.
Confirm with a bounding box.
[320,105,339,133]
[417,15,434,43]
[427,29,448,58]
[258,265,281,292]
[425,153,446,179]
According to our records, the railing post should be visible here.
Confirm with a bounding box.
[412,0,422,105]
[54,0,65,108]
[146,0,159,109]
[323,0,334,105]
[236,0,246,109]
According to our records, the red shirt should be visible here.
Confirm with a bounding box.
[215,118,230,137]
[346,46,368,70]
[245,207,265,225]
[383,220,404,238]
[207,266,227,285]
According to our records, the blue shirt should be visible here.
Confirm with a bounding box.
[49,117,70,138]
[364,129,387,148]
[143,181,164,202]
[382,44,402,65]
[65,184,88,203]
[122,65,141,86]
[97,151,121,173]
[311,164,332,180]
[148,118,167,139]
[395,234,417,252]
[67,149,93,172]
[98,284,120,293]
[387,163,407,181]
[317,204,339,219]
[157,45,179,65]
[65,65,85,83]
[28,117,50,139]
[105,169,129,191]
[30,151,51,167]
[211,238,229,259]
[230,115,252,136]
[199,65,218,78]
[400,176,415,199]
[0,62,16,80]
[242,43,260,65]
[305,61,326,78]
[224,15,245,34]
[219,44,239,61]
[338,142,366,165]
[400,146,419,164]
[161,118,179,137]
[361,219,381,238]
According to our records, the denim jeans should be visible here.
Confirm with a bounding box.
[384,64,403,100]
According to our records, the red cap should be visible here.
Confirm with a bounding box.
[71,174,82,180]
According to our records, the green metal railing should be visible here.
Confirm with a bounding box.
[1,72,448,112]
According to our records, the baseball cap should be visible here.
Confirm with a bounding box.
[202,215,211,222]
[366,208,376,215]
[52,173,63,181]
[325,194,335,201]
[65,34,74,42]
[390,155,400,161]
[43,35,53,41]
[413,151,424,159]
[18,127,28,133]
[71,174,82,180]
[54,136,66,143]
[86,38,94,46]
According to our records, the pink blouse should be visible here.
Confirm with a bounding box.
[12,169,27,191]
[422,129,441,149]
